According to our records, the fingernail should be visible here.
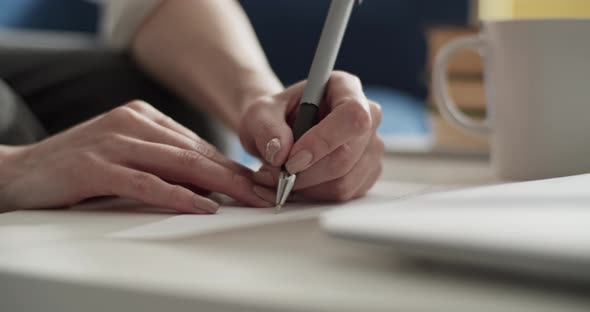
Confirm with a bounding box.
[253,169,274,186]
[265,138,281,165]
[193,195,220,214]
[253,186,276,205]
[286,150,313,174]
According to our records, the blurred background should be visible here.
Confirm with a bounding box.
[0,0,486,161]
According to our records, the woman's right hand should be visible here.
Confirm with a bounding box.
[0,101,274,214]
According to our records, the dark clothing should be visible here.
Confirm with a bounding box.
[0,48,223,148]
[0,80,46,144]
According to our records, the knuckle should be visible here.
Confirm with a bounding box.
[355,186,370,198]
[241,100,284,150]
[332,70,351,80]
[72,151,101,172]
[331,70,348,81]
[128,172,153,195]
[125,100,152,112]
[345,102,372,134]
[361,167,382,197]
[232,172,250,188]
[332,71,361,86]
[253,96,274,108]
[178,150,205,167]
[244,102,262,118]
[315,131,334,154]
[229,172,253,195]
[349,74,362,87]
[167,185,187,203]
[155,114,174,127]
[242,98,272,120]
[109,106,142,124]
[331,177,355,202]
[376,163,384,180]
[193,141,216,159]
[99,132,125,144]
[109,106,133,118]
[374,136,386,156]
[80,150,98,163]
[95,133,129,154]
[329,144,354,176]
[371,101,383,126]
[258,120,282,139]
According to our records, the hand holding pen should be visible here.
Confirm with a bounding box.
[239,0,384,207]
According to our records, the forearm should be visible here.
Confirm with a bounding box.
[0,145,8,160]
[131,0,284,131]
[0,145,22,163]
[0,145,26,211]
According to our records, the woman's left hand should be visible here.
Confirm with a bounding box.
[239,71,384,202]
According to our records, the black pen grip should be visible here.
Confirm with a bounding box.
[292,102,319,142]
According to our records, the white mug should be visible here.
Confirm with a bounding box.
[434,19,590,180]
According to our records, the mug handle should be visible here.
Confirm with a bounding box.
[433,35,490,136]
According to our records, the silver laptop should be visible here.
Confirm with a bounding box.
[321,174,590,282]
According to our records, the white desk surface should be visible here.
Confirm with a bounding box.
[1,154,589,312]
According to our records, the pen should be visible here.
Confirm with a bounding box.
[276,0,359,212]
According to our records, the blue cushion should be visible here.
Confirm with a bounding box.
[366,86,430,137]
[0,0,98,33]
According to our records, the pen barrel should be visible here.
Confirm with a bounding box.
[292,103,319,142]
[300,0,356,106]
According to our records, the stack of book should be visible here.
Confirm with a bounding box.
[425,25,489,156]
[479,0,590,19]
[378,0,590,157]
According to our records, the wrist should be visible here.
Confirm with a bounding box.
[183,65,283,132]
[236,70,284,116]
[0,145,29,183]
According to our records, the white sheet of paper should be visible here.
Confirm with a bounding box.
[108,181,433,240]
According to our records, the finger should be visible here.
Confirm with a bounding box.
[174,182,211,196]
[115,137,273,208]
[252,164,281,188]
[296,136,384,201]
[131,103,252,176]
[240,98,293,167]
[252,100,381,189]
[106,105,252,177]
[292,101,382,190]
[103,164,219,214]
[239,81,306,167]
[285,72,372,174]
[292,140,361,191]
[353,162,383,199]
